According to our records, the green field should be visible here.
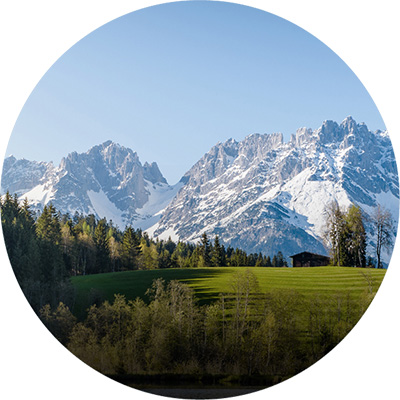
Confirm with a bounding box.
[71,266,386,319]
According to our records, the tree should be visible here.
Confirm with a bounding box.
[230,269,260,348]
[345,205,366,267]
[121,226,141,270]
[36,203,62,244]
[94,219,110,273]
[211,235,225,267]
[36,204,66,286]
[325,201,346,266]
[140,238,159,269]
[200,232,211,267]
[189,246,201,268]
[372,204,394,268]
[108,235,121,272]
[325,202,368,267]
[255,252,264,267]
[1,193,41,306]
[40,302,77,345]
[61,220,77,275]
[275,251,286,267]
[76,231,96,275]
[171,242,191,268]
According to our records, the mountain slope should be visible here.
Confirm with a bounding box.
[1,141,179,229]
[2,117,398,262]
[151,117,398,260]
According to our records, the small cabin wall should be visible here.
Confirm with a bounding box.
[290,252,330,267]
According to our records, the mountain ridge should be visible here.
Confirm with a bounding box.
[151,117,398,260]
[1,141,179,230]
[2,117,398,261]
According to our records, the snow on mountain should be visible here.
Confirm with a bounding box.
[2,117,398,263]
[151,117,399,261]
[1,141,178,229]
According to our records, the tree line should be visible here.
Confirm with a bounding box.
[324,201,394,268]
[1,192,287,311]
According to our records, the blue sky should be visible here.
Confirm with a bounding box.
[6,1,385,184]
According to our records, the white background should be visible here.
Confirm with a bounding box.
[0,1,399,399]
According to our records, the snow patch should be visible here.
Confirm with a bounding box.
[21,184,54,206]
[87,189,125,229]
[157,226,180,242]
[137,181,183,218]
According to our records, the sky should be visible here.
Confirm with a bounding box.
[6,1,386,184]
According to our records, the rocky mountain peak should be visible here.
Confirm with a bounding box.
[152,118,398,262]
[340,115,357,132]
[2,118,397,263]
[143,161,167,184]
[1,142,174,229]
[291,127,314,147]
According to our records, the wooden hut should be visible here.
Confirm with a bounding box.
[289,251,330,267]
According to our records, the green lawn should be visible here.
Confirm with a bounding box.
[71,266,386,319]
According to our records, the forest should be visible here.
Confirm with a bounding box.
[0,192,386,386]
[0,192,285,313]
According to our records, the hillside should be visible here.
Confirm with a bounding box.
[71,266,386,320]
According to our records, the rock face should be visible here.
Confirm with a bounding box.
[2,117,398,262]
[151,117,398,260]
[1,141,180,230]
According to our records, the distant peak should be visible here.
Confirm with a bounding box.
[90,141,132,156]
[143,161,167,185]
[101,140,124,150]
[340,115,357,127]
[4,154,16,162]
[339,116,359,135]
[342,115,355,123]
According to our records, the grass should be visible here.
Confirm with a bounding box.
[70,266,386,319]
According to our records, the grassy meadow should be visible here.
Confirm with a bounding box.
[71,266,386,320]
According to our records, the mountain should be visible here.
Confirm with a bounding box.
[1,141,181,230]
[150,117,398,261]
[2,117,398,262]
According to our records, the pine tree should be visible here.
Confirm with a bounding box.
[1,194,41,305]
[94,219,110,273]
[36,203,68,307]
[121,226,140,270]
[200,232,212,267]
[211,235,225,267]
[164,236,176,254]
[36,204,62,244]
[276,251,285,267]
[255,252,264,267]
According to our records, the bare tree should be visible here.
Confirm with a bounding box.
[371,204,394,268]
[324,200,346,266]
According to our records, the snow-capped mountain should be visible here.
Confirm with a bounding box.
[2,117,398,261]
[1,141,181,230]
[151,117,398,260]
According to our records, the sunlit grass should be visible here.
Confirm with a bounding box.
[71,266,386,320]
